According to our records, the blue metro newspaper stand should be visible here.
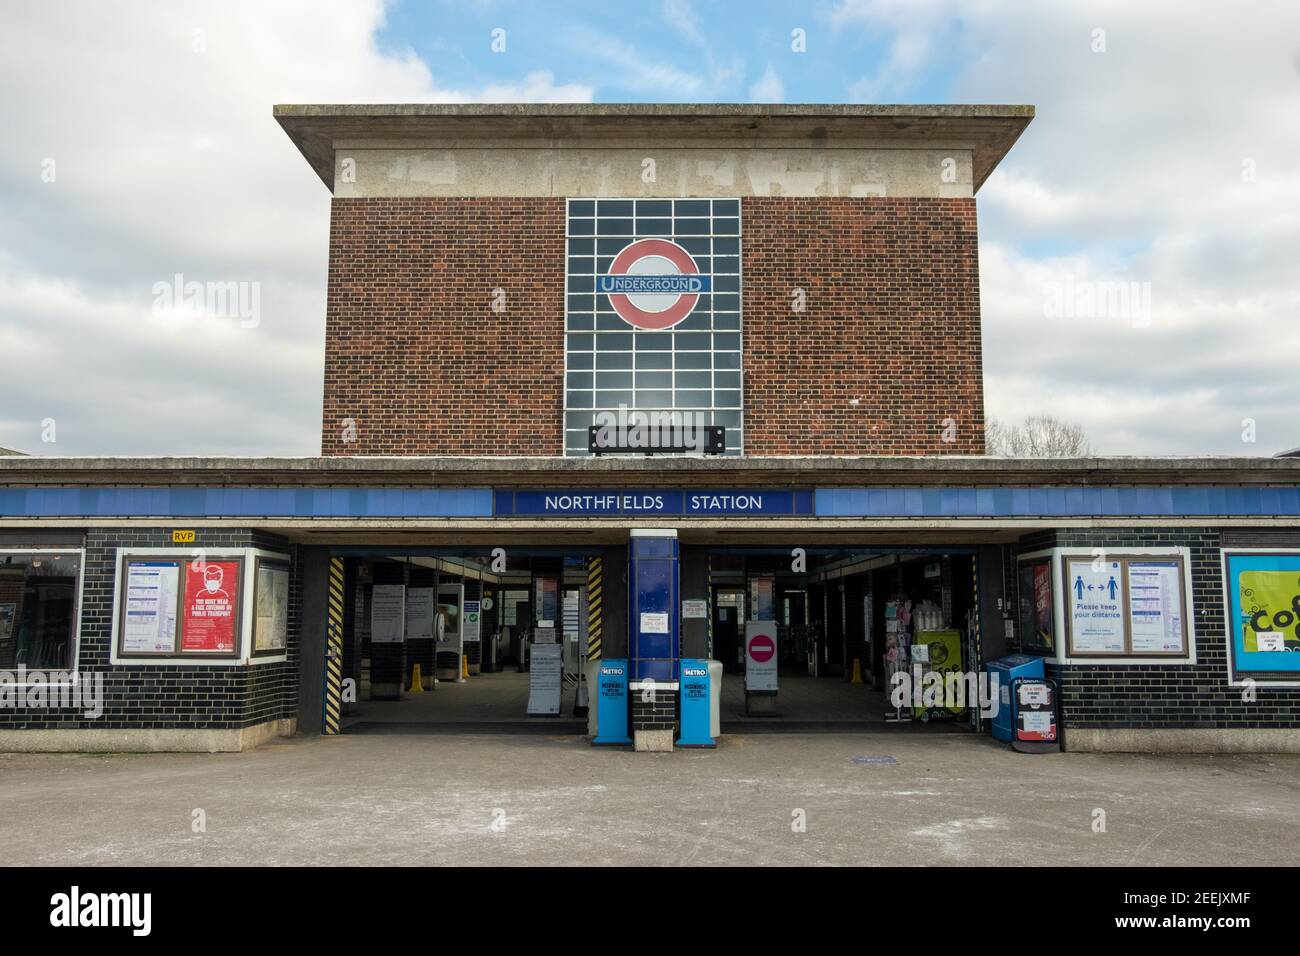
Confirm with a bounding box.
[675,658,715,747]
[984,654,1044,742]
[592,658,631,746]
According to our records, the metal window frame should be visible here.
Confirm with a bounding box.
[563,196,744,457]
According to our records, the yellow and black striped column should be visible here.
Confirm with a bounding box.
[323,556,345,735]
[586,556,603,661]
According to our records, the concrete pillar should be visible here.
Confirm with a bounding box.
[976,545,1008,662]
[679,545,710,660]
[407,566,437,689]
[463,577,483,675]
[597,545,629,659]
[369,562,405,700]
[295,548,330,735]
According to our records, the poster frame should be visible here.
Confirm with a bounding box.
[111,548,288,666]
[1062,551,1190,660]
[251,557,291,657]
[1221,548,1300,686]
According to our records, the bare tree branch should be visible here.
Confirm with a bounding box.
[985,415,1093,457]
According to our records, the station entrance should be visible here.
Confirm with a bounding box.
[323,540,992,738]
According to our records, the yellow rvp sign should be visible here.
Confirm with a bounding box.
[172,530,196,544]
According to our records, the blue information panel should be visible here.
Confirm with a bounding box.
[676,658,714,748]
[494,489,813,517]
[628,534,679,683]
[592,659,631,745]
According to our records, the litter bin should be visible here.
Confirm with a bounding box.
[984,654,1045,741]
[482,629,499,673]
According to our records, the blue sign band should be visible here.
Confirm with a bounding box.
[494,489,814,517]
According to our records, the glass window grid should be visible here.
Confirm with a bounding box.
[565,198,743,456]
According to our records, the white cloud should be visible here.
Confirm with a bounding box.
[749,63,784,103]
[0,1,592,455]
[833,0,1300,454]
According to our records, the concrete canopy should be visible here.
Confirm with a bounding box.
[273,102,1034,193]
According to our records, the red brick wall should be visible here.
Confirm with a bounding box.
[742,197,984,455]
[321,196,984,456]
[321,198,565,455]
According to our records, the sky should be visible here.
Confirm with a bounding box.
[1,0,1298,457]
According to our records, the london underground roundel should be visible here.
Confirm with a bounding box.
[598,238,712,330]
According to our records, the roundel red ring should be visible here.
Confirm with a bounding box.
[606,238,701,331]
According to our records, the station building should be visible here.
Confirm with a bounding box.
[1,104,1298,753]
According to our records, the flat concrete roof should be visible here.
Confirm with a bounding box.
[274,102,1034,193]
[1,455,1297,488]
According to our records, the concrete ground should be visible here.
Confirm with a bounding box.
[2,732,1297,866]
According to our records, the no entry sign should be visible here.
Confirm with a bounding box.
[748,633,775,663]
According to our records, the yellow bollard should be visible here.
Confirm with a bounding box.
[850,659,864,684]
[409,663,424,693]
[461,655,470,680]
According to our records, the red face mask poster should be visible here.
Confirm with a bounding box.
[182,560,240,652]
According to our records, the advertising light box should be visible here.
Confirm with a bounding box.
[1224,551,1300,679]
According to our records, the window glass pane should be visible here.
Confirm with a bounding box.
[635,390,673,408]
[635,371,672,388]
[595,371,633,389]
[0,552,80,670]
[596,332,633,351]
[595,351,633,369]
[634,352,673,370]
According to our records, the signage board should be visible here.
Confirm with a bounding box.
[181,559,240,653]
[463,599,481,642]
[639,611,669,634]
[171,530,195,544]
[744,621,778,693]
[1223,551,1300,678]
[494,489,813,517]
[405,587,435,641]
[1065,558,1125,653]
[122,560,180,653]
[564,198,742,458]
[1013,678,1059,744]
[682,599,708,620]
[526,642,564,716]
[1126,560,1185,653]
[371,584,406,644]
